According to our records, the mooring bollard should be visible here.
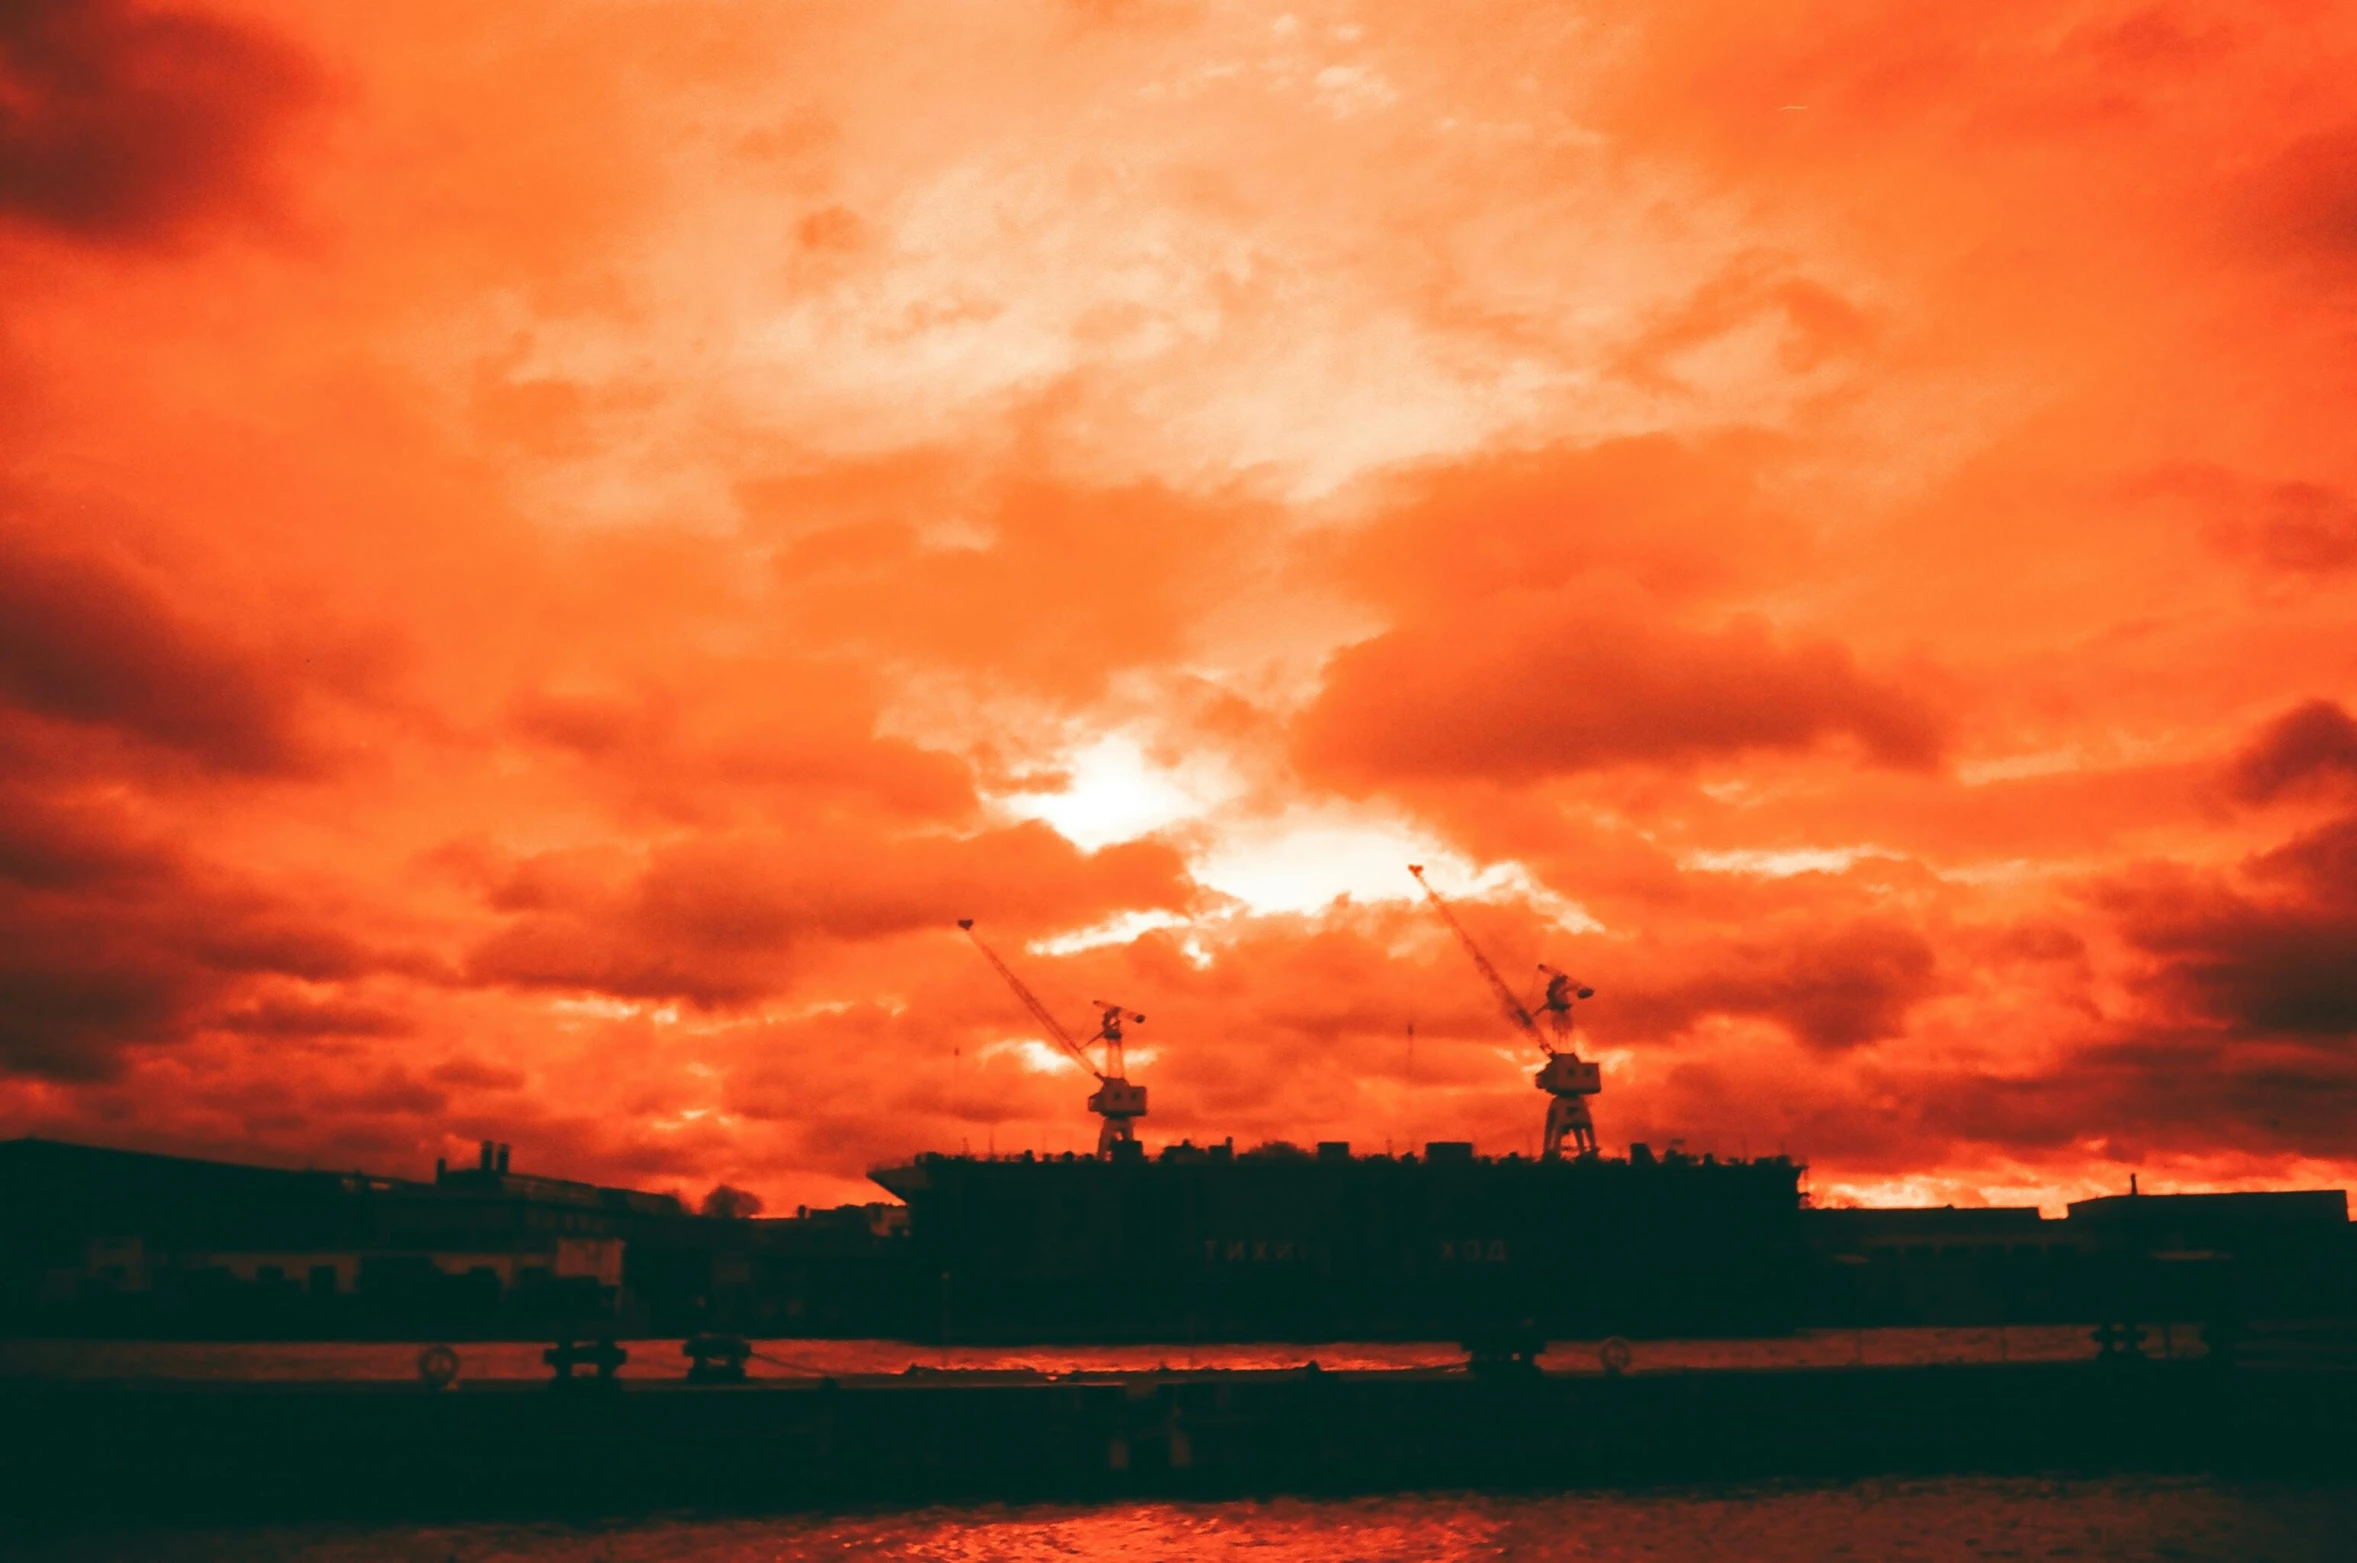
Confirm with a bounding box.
[416,1344,461,1390]
[545,1337,629,1384]
[683,1332,752,1383]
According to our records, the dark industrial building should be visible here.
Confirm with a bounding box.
[0,1137,888,1339]
[4,1135,2350,1342]
[1807,1187,2355,1328]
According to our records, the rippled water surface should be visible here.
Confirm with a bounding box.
[14,1479,2355,1562]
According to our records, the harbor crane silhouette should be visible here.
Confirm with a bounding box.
[958,919,1148,1157]
[1408,866,1601,1158]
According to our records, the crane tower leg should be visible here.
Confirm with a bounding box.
[1544,1095,1597,1160]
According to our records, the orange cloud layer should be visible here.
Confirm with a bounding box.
[3,0,2354,1213]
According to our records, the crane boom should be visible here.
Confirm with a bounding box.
[1406,867,1603,1159]
[957,920,1105,1080]
[1407,864,1549,1052]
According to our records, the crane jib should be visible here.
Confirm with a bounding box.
[1407,865,1544,1044]
[957,922,1106,1081]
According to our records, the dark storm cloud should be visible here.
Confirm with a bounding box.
[2121,465,2357,578]
[2202,479,2357,577]
[1609,920,1942,1052]
[0,0,314,243]
[2152,701,2357,1042]
[216,995,416,1039]
[0,786,385,1077]
[2228,699,2357,803]
[1298,606,1945,788]
[429,1057,525,1091]
[0,531,305,772]
[467,824,1194,1007]
[2236,482,2357,575]
[0,532,308,768]
[2249,122,2357,270]
[2105,812,2357,1041]
[1921,1031,2357,1162]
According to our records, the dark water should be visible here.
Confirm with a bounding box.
[9,1332,2306,1560]
[12,1479,2356,1561]
[0,1324,2138,1383]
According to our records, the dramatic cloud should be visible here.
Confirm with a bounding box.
[2252,122,2357,272]
[0,786,378,1077]
[0,0,314,243]
[2,0,2354,1211]
[2229,700,2357,804]
[0,527,307,772]
[468,826,1192,1007]
[1613,920,1942,1054]
[2109,815,2357,1042]
[1300,605,1944,787]
[1329,438,1802,615]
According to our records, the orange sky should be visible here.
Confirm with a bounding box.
[4,0,2354,1214]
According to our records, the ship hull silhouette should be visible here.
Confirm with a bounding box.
[871,1143,1807,1343]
